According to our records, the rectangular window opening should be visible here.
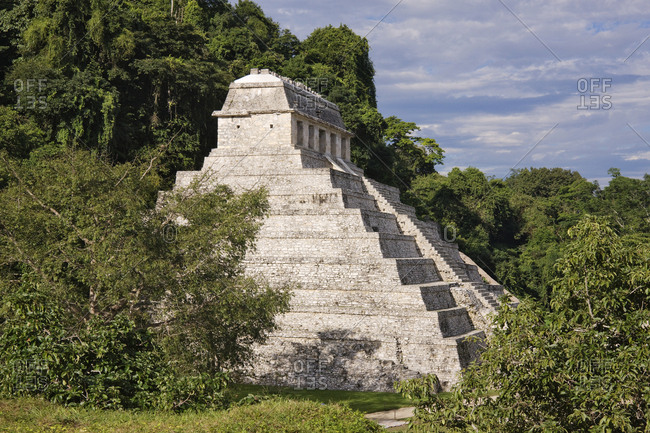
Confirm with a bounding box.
[297,121,304,146]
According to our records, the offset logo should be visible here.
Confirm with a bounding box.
[14,79,48,110]
[443,225,457,242]
[292,78,329,111]
[291,358,329,390]
[577,78,612,110]
[162,224,177,243]
[13,359,49,392]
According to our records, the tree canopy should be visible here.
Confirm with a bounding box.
[408,166,649,301]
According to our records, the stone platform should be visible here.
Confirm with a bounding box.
[169,69,510,391]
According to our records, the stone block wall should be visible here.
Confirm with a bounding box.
[217,112,292,150]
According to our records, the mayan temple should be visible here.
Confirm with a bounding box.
[171,68,510,392]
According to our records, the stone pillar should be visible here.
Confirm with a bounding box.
[330,133,339,157]
[302,122,309,148]
[319,129,327,154]
[308,125,315,150]
[342,137,350,161]
[295,120,305,147]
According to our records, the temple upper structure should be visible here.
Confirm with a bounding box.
[212,68,354,162]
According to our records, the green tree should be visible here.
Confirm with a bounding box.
[0,106,45,158]
[504,168,600,300]
[207,0,290,77]
[598,169,650,235]
[0,289,229,410]
[0,147,290,375]
[397,216,650,432]
[5,0,232,184]
[296,24,376,107]
[0,0,38,87]
[383,116,444,187]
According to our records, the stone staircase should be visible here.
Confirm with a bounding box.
[362,177,504,313]
[321,168,486,389]
[221,161,488,390]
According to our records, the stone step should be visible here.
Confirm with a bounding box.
[264,208,400,236]
[339,188,379,211]
[418,284,458,310]
[391,203,418,215]
[273,309,475,340]
[447,329,486,370]
[329,169,366,193]
[365,177,400,192]
[288,302,464,318]
[359,209,402,234]
[436,307,475,338]
[394,258,441,285]
[243,257,441,289]
[288,284,457,312]
[466,286,501,310]
[252,232,423,259]
[401,329,486,391]
[268,193,346,211]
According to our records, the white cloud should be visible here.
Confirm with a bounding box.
[253,0,650,181]
[625,151,650,161]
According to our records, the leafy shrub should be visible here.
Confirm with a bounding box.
[0,289,228,411]
[397,217,650,432]
[154,372,229,412]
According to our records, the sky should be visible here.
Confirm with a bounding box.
[246,0,650,185]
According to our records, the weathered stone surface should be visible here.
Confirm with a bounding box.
[166,69,511,392]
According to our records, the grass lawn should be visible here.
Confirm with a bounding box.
[0,397,383,433]
[0,384,436,432]
[227,383,416,413]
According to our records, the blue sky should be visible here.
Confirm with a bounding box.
[248,0,650,185]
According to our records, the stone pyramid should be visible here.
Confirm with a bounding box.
[172,68,509,392]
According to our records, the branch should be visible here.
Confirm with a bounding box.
[1,154,93,246]
[149,317,177,328]
[89,286,98,316]
[584,274,595,321]
[172,391,195,410]
[140,128,182,181]
[114,166,131,187]
[0,223,53,286]
[105,281,145,318]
